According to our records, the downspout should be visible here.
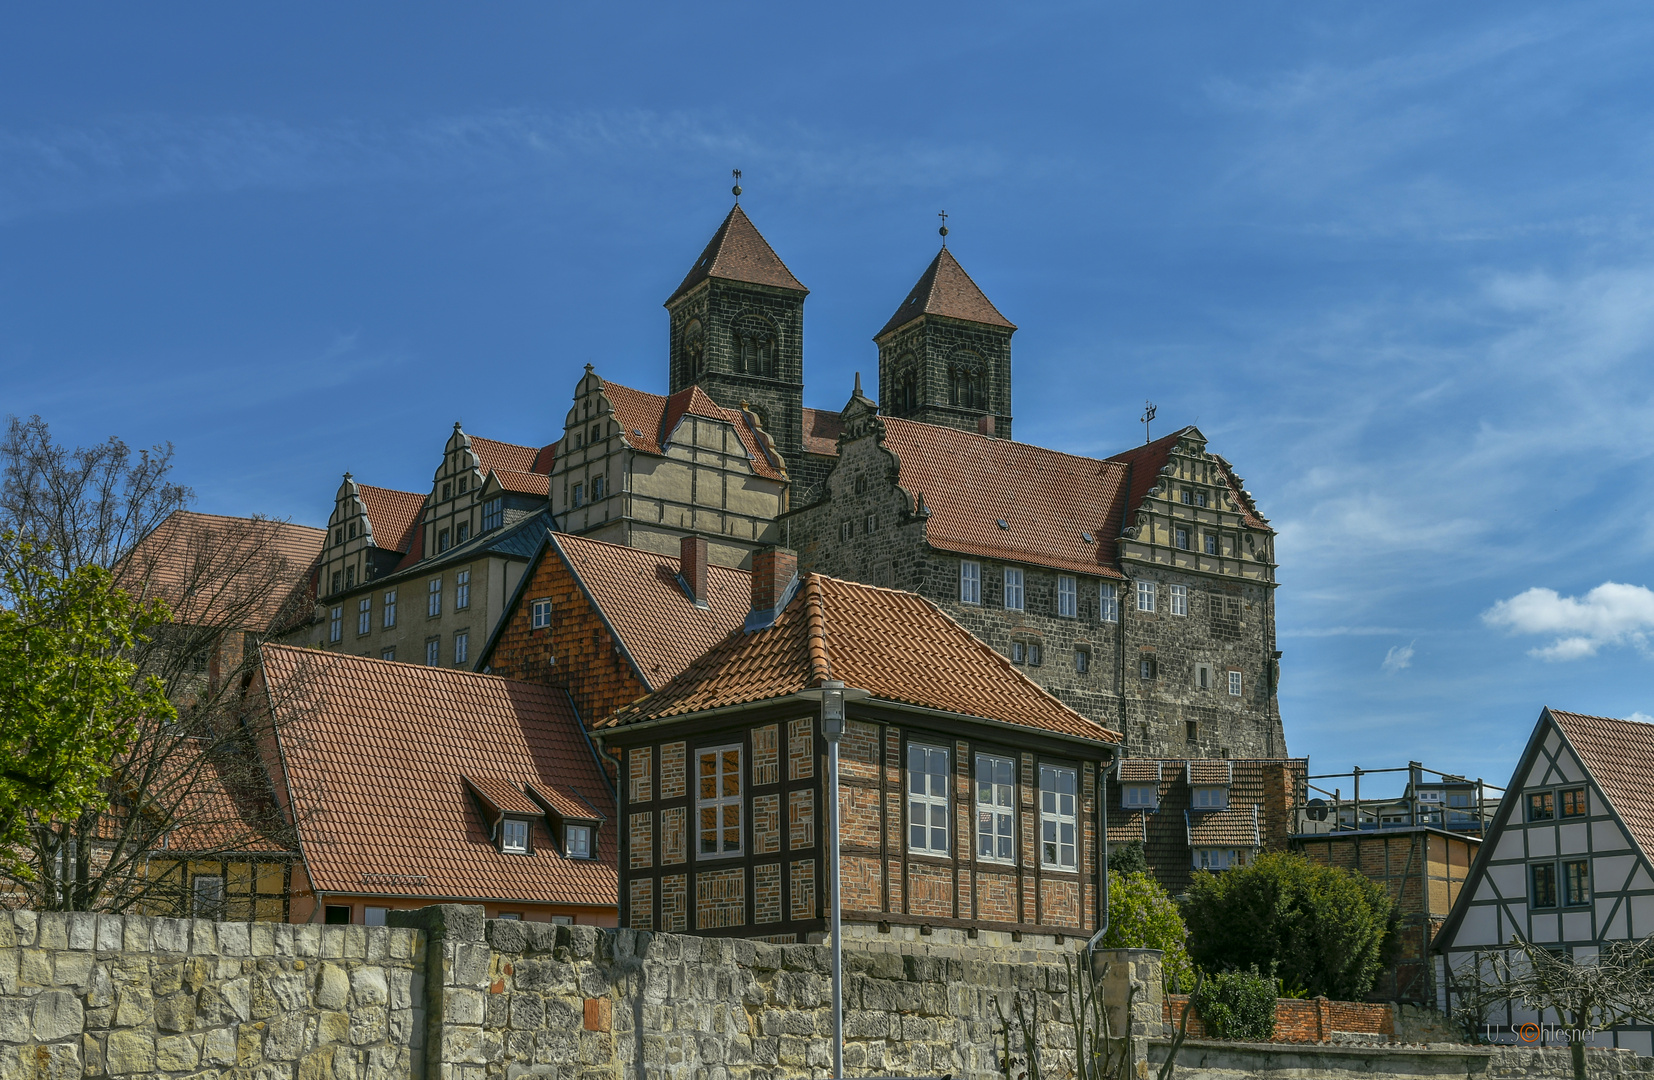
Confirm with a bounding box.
[1085,756,1113,961]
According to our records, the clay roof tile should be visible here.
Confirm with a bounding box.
[666,205,807,305]
[876,248,1015,338]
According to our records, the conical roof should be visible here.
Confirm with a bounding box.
[875,247,1015,338]
[665,205,808,305]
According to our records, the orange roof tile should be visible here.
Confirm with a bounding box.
[357,485,425,554]
[1118,760,1163,785]
[552,533,752,690]
[1187,804,1260,847]
[469,435,541,479]
[876,247,1015,338]
[261,645,616,907]
[118,511,325,632]
[1105,429,1186,523]
[880,417,1131,578]
[490,469,553,497]
[1550,709,1654,861]
[666,205,807,304]
[1186,760,1234,786]
[802,407,844,456]
[463,774,542,817]
[532,443,557,474]
[599,380,785,482]
[527,782,604,821]
[601,574,1121,745]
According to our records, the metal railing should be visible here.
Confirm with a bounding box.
[1295,760,1504,836]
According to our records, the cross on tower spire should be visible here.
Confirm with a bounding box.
[938,209,949,247]
[732,169,742,202]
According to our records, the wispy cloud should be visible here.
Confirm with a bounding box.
[1381,641,1416,674]
[1483,582,1654,660]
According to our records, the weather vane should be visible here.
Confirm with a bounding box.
[1140,400,1156,444]
[732,169,742,202]
[938,209,949,247]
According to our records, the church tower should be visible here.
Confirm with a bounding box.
[666,205,808,467]
[875,247,1015,438]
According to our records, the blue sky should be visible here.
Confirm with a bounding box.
[5,4,1653,792]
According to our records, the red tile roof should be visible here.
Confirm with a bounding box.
[552,532,753,690]
[469,435,542,479]
[880,417,1131,578]
[1550,709,1654,861]
[463,774,543,817]
[118,511,326,632]
[260,645,616,907]
[532,443,558,474]
[1105,429,1187,526]
[601,574,1121,745]
[666,205,807,304]
[876,248,1015,338]
[1187,804,1261,847]
[1186,760,1234,786]
[357,485,425,554]
[1118,760,1164,785]
[490,469,553,497]
[802,407,844,456]
[599,380,785,482]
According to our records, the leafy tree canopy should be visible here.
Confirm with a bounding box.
[1099,869,1194,991]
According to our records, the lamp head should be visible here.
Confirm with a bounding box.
[821,679,846,740]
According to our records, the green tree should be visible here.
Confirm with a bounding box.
[0,535,174,876]
[1109,840,1147,875]
[1183,851,1394,1000]
[1099,870,1194,991]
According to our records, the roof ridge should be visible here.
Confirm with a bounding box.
[554,527,752,575]
[805,574,831,686]
[881,415,1128,471]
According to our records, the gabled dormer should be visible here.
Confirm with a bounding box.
[464,774,546,856]
[1119,759,1163,812]
[1186,759,1233,811]
[527,782,605,860]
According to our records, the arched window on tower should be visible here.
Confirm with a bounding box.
[897,371,919,414]
[682,319,706,378]
[732,315,777,377]
[949,350,987,411]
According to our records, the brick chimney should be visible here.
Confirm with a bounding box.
[977,415,996,438]
[750,547,798,616]
[680,534,708,605]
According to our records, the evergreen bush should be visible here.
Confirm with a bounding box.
[1190,965,1277,1041]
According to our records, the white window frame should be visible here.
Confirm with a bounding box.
[1074,648,1090,674]
[1123,784,1159,810]
[1099,583,1118,623]
[975,754,1016,865]
[1204,533,1218,555]
[565,823,593,859]
[364,906,388,926]
[1004,567,1025,611]
[1175,527,1190,550]
[1136,580,1155,612]
[1191,786,1230,811]
[1057,575,1077,618]
[357,597,371,635]
[501,819,529,854]
[908,744,951,856]
[428,577,442,617]
[383,589,397,628]
[1228,670,1243,697]
[191,874,225,918]
[531,598,553,629]
[1040,764,1079,871]
[455,568,471,610]
[696,745,744,859]
[959,560,981,605]
[1169,584,1188,617]
[1194,848,1239,871]
[454,631,468,665]
[380,648,396,661]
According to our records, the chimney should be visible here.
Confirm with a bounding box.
[680,534,708,606]
[750,546,798,616]
[977,415,996,438]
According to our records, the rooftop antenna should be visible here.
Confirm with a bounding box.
[938,209,949,248]
[732,169,743,203]
[1140,400,1156,444]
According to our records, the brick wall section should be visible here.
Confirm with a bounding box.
[483,544,649,729]
[1164,994,1395,1043]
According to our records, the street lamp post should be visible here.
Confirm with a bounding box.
[820,680,847,1080]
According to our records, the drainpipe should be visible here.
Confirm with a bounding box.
[1084,757,1113,967]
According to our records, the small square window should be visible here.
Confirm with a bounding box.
[1139,657,1157,680]
[1123,784,1158,810]
[364,906,388,926]
[1074,649,1090,673]
[1192,786,1229,811]
[1194,848,1237,871]
[1531,862,1558,908]
[1099,583,1118,623]
[501,819,529,854]
[1228,671,1242,696]
[1057,575,1077,618]
[1004,567,1025,611]
[531,598,553,629]
[565,824,592,858]
[1136,581,1156,612]
[1560,788,1587,817]
[1170,584,1188,616]
[1527,792,1555,822]
[960,561,981,605]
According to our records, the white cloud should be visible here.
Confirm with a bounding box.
[1627,712,1654,724]
[1381,641,1415,674]
[1482,582,1654,659]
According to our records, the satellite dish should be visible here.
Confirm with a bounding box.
[1306,798,1328,822]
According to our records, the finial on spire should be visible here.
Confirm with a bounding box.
[853,371,863,397]
[938,209,949,247]
[732,168,743,202]
[453,421,462,431]
[1140,401,1157,444]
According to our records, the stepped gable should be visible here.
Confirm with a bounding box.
[599,380,785,481]
[357,485,425,554]
[549,532,753,690]
[666,204,808,305]
[600,573,1120,743]
[260,645,615,908]
[801,407,844,456]
[1106,429,1270,532]
[1550,709,1654,858]
[879,416,1130,578]
[876,247,1015,339]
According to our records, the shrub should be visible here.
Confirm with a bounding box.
[1099,870,1194,991]
[1108,840,1147,876]
[1190,965,1277,1041]
[1183,851,1394,1000]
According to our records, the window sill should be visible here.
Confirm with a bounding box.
[694,850,744,862]
[905,849,954,864]
[1039,865,1081,875]
[975,857,1018,869]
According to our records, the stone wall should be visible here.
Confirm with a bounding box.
[1166,993,1395,1043]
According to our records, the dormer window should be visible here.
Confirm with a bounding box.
[565,824,592,858]
[501,819,529,854]
[1191,786,1229,811]
[483,498,503,532]
[1123,785,1159,810]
